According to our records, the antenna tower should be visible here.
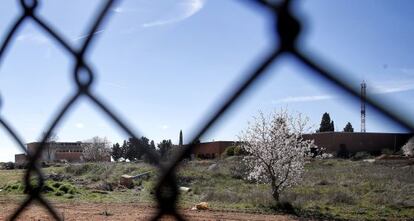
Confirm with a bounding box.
[361,81,366,132]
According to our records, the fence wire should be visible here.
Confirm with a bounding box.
[0,0,413,220]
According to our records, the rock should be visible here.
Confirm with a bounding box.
[207,163,218,171]
[120,175,133,188]
[179,186,191,193]
[363,159,376,163]
[195,202,209,210]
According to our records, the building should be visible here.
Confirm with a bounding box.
[15,141,110,164]
[191,141,235,159]
[188,133,413,159]
[303,132,413,155]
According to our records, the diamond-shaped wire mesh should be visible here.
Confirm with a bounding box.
[0,0,413,220]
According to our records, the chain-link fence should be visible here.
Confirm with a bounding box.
[0,0,413,220]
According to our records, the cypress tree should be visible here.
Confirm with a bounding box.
[319,112,334,132]
[179,130,183,147]
[343,122,354,132]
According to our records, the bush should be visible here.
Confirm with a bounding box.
[233,146,246,156]
[4,162,15,170]
[224,146,235,157]
[229,161,248,179]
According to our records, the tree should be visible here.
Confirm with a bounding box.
[402,137,414,157]
[150,140,156,151]
[158,139,173,159]
[343,122,354,132]
[179,130,183,147]
[38,132,59,161]
[238,110,315,202]
[319,112,334,132]
[125,137,151,161]
[111,143,122,161]
[82,136,111,162]
[121,140,128,160]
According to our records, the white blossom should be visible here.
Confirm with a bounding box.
[238,109,315,201]
[402,137,414,157]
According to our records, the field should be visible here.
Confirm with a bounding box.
[0,157,414,220]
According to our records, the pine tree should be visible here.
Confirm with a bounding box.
[319,112,334,132]
[111,143,122,161]
[343,122,354,132]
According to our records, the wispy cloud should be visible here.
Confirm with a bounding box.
[272,95,333,104]
[73,30,105,41]
[372,81,414,94]
[272,80,414,105]
[111,6,138,14]
[142,0,206,28]
[111,6,124,13]
[161,125,169,130]
[16,33,48,45]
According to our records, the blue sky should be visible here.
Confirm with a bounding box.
[0,0,414,162]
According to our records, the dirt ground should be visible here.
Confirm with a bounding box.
[0,201,297,221]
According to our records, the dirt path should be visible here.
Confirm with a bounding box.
[0,202,297,221]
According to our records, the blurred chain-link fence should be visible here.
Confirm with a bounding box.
[0,0,413,220]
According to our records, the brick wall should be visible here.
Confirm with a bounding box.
[192,141,235,159]
[303,132,413,155]
[15,153,28,166]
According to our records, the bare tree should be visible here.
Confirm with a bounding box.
[38,132,59,161]
[82,136,111,162]
[238,109,315,202]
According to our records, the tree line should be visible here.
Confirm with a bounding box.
[111,137,176,162]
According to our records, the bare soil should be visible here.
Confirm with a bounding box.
[0,201,297,221]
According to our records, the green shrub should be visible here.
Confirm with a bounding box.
[233,146,246,156]
[42,184,55,193]
[4,183,24,193]
[64,193,74,199]
[55,190,64,196]
[224,146,235,157]
[52,182,62,188]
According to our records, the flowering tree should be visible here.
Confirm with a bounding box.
[82,136,111,162]
[402,137,414,157]
[238,110,315,201]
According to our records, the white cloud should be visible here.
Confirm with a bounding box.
[112,6,124,13]
[161,125,169,130]
[16,33,48,45]
[142,0,206,28]
[75,123,84,129]
[271,79,414,105]
[371,81,414,94]
[272,95,333,104]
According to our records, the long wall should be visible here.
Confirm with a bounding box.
[303,132,413,154]
[192,141,235,159]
